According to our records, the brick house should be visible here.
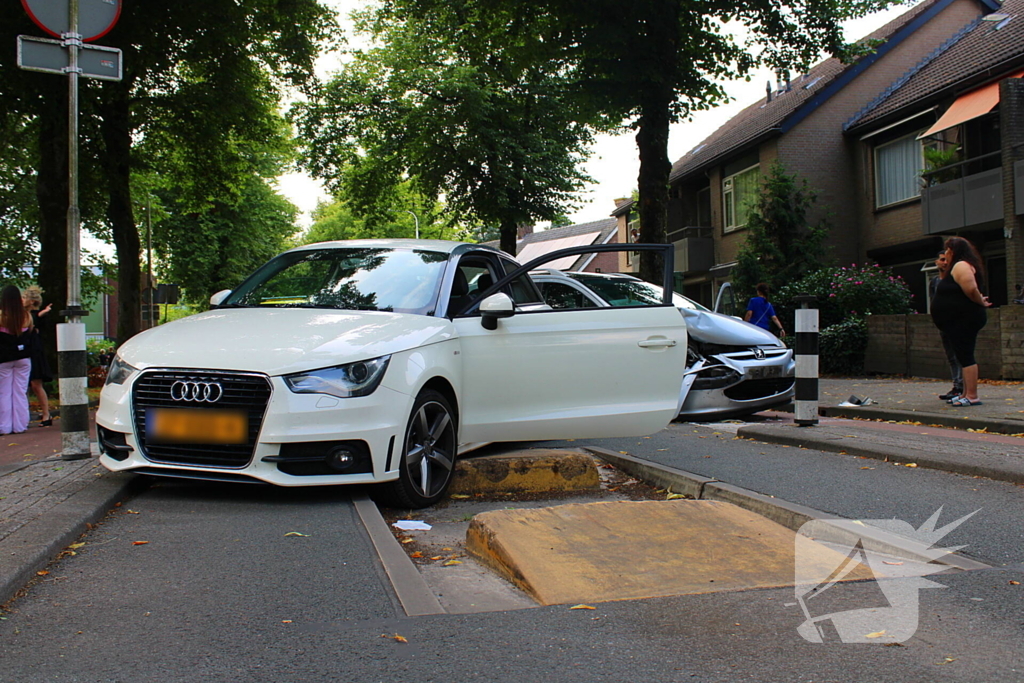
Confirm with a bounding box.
[844,0,1024,308]
[613,0,1001,310]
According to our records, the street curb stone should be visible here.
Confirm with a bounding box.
[0,471,145,606]
[821,406,1024,435]
[736,424,1024,485]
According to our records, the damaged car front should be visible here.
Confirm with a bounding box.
[530,270,794,420]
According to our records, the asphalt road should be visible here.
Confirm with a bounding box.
[1,426,1023,681]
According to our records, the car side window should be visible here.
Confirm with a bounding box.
[449,256,502,317]
[537,281,598,310]
[498,258,545,306]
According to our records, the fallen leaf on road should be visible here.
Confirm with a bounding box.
[905,463,918,468]
[883,561,904,566]
[381,633,408,643]
[450,494,470,499]
[865,630,887,639]
[860,467,874,470]
[570,604,596,610]
[410,552,423,558]
[443,560,462,566]
[936,657,957,665]
[1010,581,1020,585]
[36,570,49,576]
[132,541,149,546]
[430,556,443,561]
[284,532,310,537]
[282,620,293,624]
[400,538,414,544]
[666,492,686,500]
[126,510,140,515]
[68,543,86,550]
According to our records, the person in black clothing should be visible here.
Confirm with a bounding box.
[22,286,52,426]
[928,250,963,401]
[930,237,991,406]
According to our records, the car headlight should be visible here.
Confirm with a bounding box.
[284,356,391,398]
[105,355,138,386]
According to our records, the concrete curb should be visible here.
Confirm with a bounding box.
[352,494,445,617]
[736,424,1024,485]
[584,446,989,571]
[821,406,1024,435]
[0,472,146,606]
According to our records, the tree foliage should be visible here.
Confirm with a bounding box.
[292,1,602,254]
[0,0,337,343]
[403,0,899,281]
[731,162,831,308]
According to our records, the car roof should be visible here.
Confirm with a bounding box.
[286,239,507,257]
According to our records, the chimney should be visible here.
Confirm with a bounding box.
[614,197,631,209]
[517,223,534,239]
[766,81,772,102]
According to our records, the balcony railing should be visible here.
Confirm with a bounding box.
[922,152,1003,234]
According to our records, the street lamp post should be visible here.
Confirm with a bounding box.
[406,210,419,239]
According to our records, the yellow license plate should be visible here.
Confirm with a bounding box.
[146,408,248,445]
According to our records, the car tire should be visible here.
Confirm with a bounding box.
[379,389,458,509]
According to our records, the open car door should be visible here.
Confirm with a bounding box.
[453,244,687,443]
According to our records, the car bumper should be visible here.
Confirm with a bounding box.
[679,349,795,420]
[96,372,414,487]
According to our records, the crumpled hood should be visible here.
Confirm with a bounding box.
[117,308,455,376]
[680,308,783,347]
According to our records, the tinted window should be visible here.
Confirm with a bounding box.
[537,281,599,310]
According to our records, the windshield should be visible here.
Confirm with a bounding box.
[568,274,709,311]
[222,247,450,316]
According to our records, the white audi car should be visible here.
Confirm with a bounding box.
[97,240,687,507]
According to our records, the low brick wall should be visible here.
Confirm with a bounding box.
[865,307,1024,380]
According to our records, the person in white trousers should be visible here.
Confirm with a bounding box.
[0,285,33,435]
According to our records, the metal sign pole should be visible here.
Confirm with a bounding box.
[57,0,91,460]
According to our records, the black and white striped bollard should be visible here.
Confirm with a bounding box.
[792,294,818,427]
[57,319,91,459]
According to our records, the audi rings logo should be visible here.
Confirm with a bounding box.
[170,381,224,403]
[753,348,766,360]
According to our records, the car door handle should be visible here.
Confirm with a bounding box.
[637,338,678,349]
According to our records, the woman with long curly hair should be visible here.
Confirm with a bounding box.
[0,284,34,434]
[930,236,991,406]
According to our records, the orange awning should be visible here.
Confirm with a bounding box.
[919,70,1024,139]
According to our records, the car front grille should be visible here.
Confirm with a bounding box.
[132,370,272,468]
[724,378,795,401]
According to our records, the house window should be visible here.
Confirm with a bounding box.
[874,132,924,208]
[723,165,760,232]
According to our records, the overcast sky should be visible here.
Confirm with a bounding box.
[277,1,912,230]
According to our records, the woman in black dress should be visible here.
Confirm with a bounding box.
[930,237,991,406]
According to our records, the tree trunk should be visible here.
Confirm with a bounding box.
[500,217,518,256]
[101,83,141,344]
[635,98,671,285]
[36,82,69,373]
[634,0,679,286]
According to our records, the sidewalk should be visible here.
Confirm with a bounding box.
[736,377,1024,485]
[0,415,140,605]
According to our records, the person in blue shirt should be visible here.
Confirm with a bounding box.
[744,283,786,337]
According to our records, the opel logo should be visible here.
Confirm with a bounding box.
[170,381,224,403]
[753,348,766,360]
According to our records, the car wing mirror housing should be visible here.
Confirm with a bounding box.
[210,289,232,307]
[480,292,514,330]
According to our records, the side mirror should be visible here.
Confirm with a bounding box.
[210,290,232,307]
[479,293,514,330]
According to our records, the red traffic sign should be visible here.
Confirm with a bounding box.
[21,0,121,42]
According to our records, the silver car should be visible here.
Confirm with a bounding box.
[530,270,795,420]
